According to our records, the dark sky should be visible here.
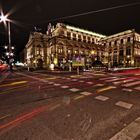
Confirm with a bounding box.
[0,0,140,58]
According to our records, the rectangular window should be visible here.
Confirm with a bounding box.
[127,37,131,42]
[67,32,71,39]
[78,35,81,41]
[73,33,76,40]
[83,36,86,42]
[126,48,131,55]
[119,50,123,56]
[121,39,123,44]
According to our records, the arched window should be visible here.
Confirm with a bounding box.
[36,45,42,55]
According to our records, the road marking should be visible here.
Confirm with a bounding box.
[106,78,126,82]
[54,83,61,86]
[134,86,140,90]
[61,86,69,89]
[71,75,82,78]
[66,78,71,80]
[0,114,11,120]
[115,101,133,109]
[49,104,61,111]
[122,88,133,92]
[109,117,140,140]
[46,77,56,80]
[48,82,54,84]
[69,88,80,92]
[97,86,116,93]
[0,85,28,95]
[74,95,85,100]
[113,79,136,85]
[0,81,28,88]
[80,91,92,96]
[71,79,78,81]
[123,81,140,87]
[95,95,109,101]
[93,84,104,87]
[87,82,93,84]
[100,77,117,80]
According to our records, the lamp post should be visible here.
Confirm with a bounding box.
[0,13,14,71]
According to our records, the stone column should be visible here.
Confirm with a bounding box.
[117,46,119,64]
[123,46,126,67]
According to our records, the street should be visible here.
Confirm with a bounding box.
[0,70,140,140]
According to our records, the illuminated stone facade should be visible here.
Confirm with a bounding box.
[101,29,140,67]
[24,23,140,69]
[25,23,106,69]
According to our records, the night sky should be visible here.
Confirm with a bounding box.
[0,0,140,60]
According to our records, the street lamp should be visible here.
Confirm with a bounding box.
[0,12,14,71]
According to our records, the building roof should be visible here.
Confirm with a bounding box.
[101,29,135,41]
[65,24,106,38]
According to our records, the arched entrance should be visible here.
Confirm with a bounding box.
[37,59,43,69]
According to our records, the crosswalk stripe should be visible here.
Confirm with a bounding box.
[80,92,92,96]
[79,80,84,83]
[93,84,104,87]
[71,79,78,81]
[123,81,140,87]
[48,82,54,84]
[115,101,133,109]
[87,82,93,84]
[109,117,140,140]
[95,95,109,101]
[69,88,80,92]
[54,83,61,86]
[61,86,69,89]
[106,78,126,82]
[113,79,136,85]
[134,86,140,90]
[122,88,132,92]
[100,77,117,80]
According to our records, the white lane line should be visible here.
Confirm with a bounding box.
[95,95,109,101]
[106,78,126,82]
[80,92,92,96]
[100,77,117,80]
[115,101,133,109]
[87,82,93,84]
[123,81,140,87]
[113,79,136,85]
[69,88,80,92]
[134,86,140,90]
[61,86,69,89]
[109,117,140,140]
[122,88,133,92]
[54,83,61,86]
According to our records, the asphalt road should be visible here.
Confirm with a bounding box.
[0,70,140,140]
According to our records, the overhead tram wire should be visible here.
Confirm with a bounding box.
[5,2,140,30]
[40,2,140,23]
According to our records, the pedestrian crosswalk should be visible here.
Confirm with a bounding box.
[100,76,140,92]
